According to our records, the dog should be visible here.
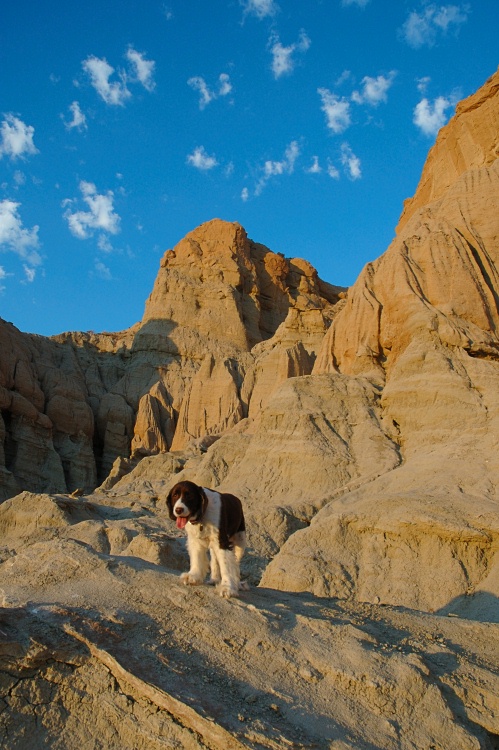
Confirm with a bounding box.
[166,480,246,598]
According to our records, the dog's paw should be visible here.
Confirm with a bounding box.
[218,583,239,599]
[180,572,203,586]
[239,580,250,591]
[207,577,221,586]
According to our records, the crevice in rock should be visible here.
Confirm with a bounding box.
[458,229,499,323]
[2,410,16,473]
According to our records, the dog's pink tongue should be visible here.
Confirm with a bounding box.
[176,516,188,529]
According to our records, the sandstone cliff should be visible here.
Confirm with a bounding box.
[260,67,499,612]
[1,69,499,750]
[0,222,342,499]
[96,67,499,618]
[397,69,499,232]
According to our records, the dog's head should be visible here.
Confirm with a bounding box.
[166,481,205,529]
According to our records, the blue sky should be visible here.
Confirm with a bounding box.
[0,0,497,336]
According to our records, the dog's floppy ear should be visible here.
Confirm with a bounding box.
[166,486,176,521]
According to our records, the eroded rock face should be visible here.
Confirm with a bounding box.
[0,220,341,497]
[139,220,340,356]
[2,70,499,621]
[397,67,499,232]
[133,220,342,451]
[0,322,136,497]
[97,68,499,615]
[259,68,499,608]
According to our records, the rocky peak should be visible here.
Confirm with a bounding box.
[0,219,344,497]
[397,66,499,232]
[315,66,499,384]
[139,218,342,357]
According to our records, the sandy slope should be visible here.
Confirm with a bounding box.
[1,490,498,749]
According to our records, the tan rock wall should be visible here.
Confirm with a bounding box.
[397,66,499,232]
[170,355,245,451]
[1,220,340,498]
[262,69,499,608]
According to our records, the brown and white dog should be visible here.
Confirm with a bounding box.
[166,480,246,598]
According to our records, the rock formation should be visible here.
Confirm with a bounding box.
[259,67,499,613]
[1,68,499,750]
[0,222,342,499]
[397,69,499,232]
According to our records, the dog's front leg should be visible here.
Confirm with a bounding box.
[215,549,240,598]
[180,535,209,586]
[208,547,221,585]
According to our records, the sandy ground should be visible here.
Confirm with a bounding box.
[1,490,499,749]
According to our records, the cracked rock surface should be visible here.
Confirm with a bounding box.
[1,488,499,750]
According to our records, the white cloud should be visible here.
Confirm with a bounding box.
[0,200,41,266]
[270,30,311,79]
[413,96,453,136]
[94,259,113,280]
[327,161,340,179]
[417,76,431,94]
[97,234,113,253]
[264,140,299,176]
[23,264,36,282]
[351,71,396,106]
[188,73,232,109]
[401,4,469,49]
[126,47,156,91]
[341,143,362,180]
[188,77,213,109]
[241,0,278,19]
[186,146,218,171]
[306,156,322,174]
[318,88,351,133]
[83,55,131,106]
[342,0,370,6]
[83,48,156,105]
[0,115,38,160]
[335,70,353,87]
[433,3,470,30]
[241,187,249,202]
[218,73,232,97]
[13,171,26,187]
[64,181,121,239]
[255,140,300,195]
[64,101,87,131]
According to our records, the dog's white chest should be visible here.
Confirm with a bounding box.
[187,520,219,545]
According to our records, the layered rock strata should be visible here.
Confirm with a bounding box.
[103,68,499,615]
[1,69,499,619]
[259,68,499,610]
[0,222,342,499]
